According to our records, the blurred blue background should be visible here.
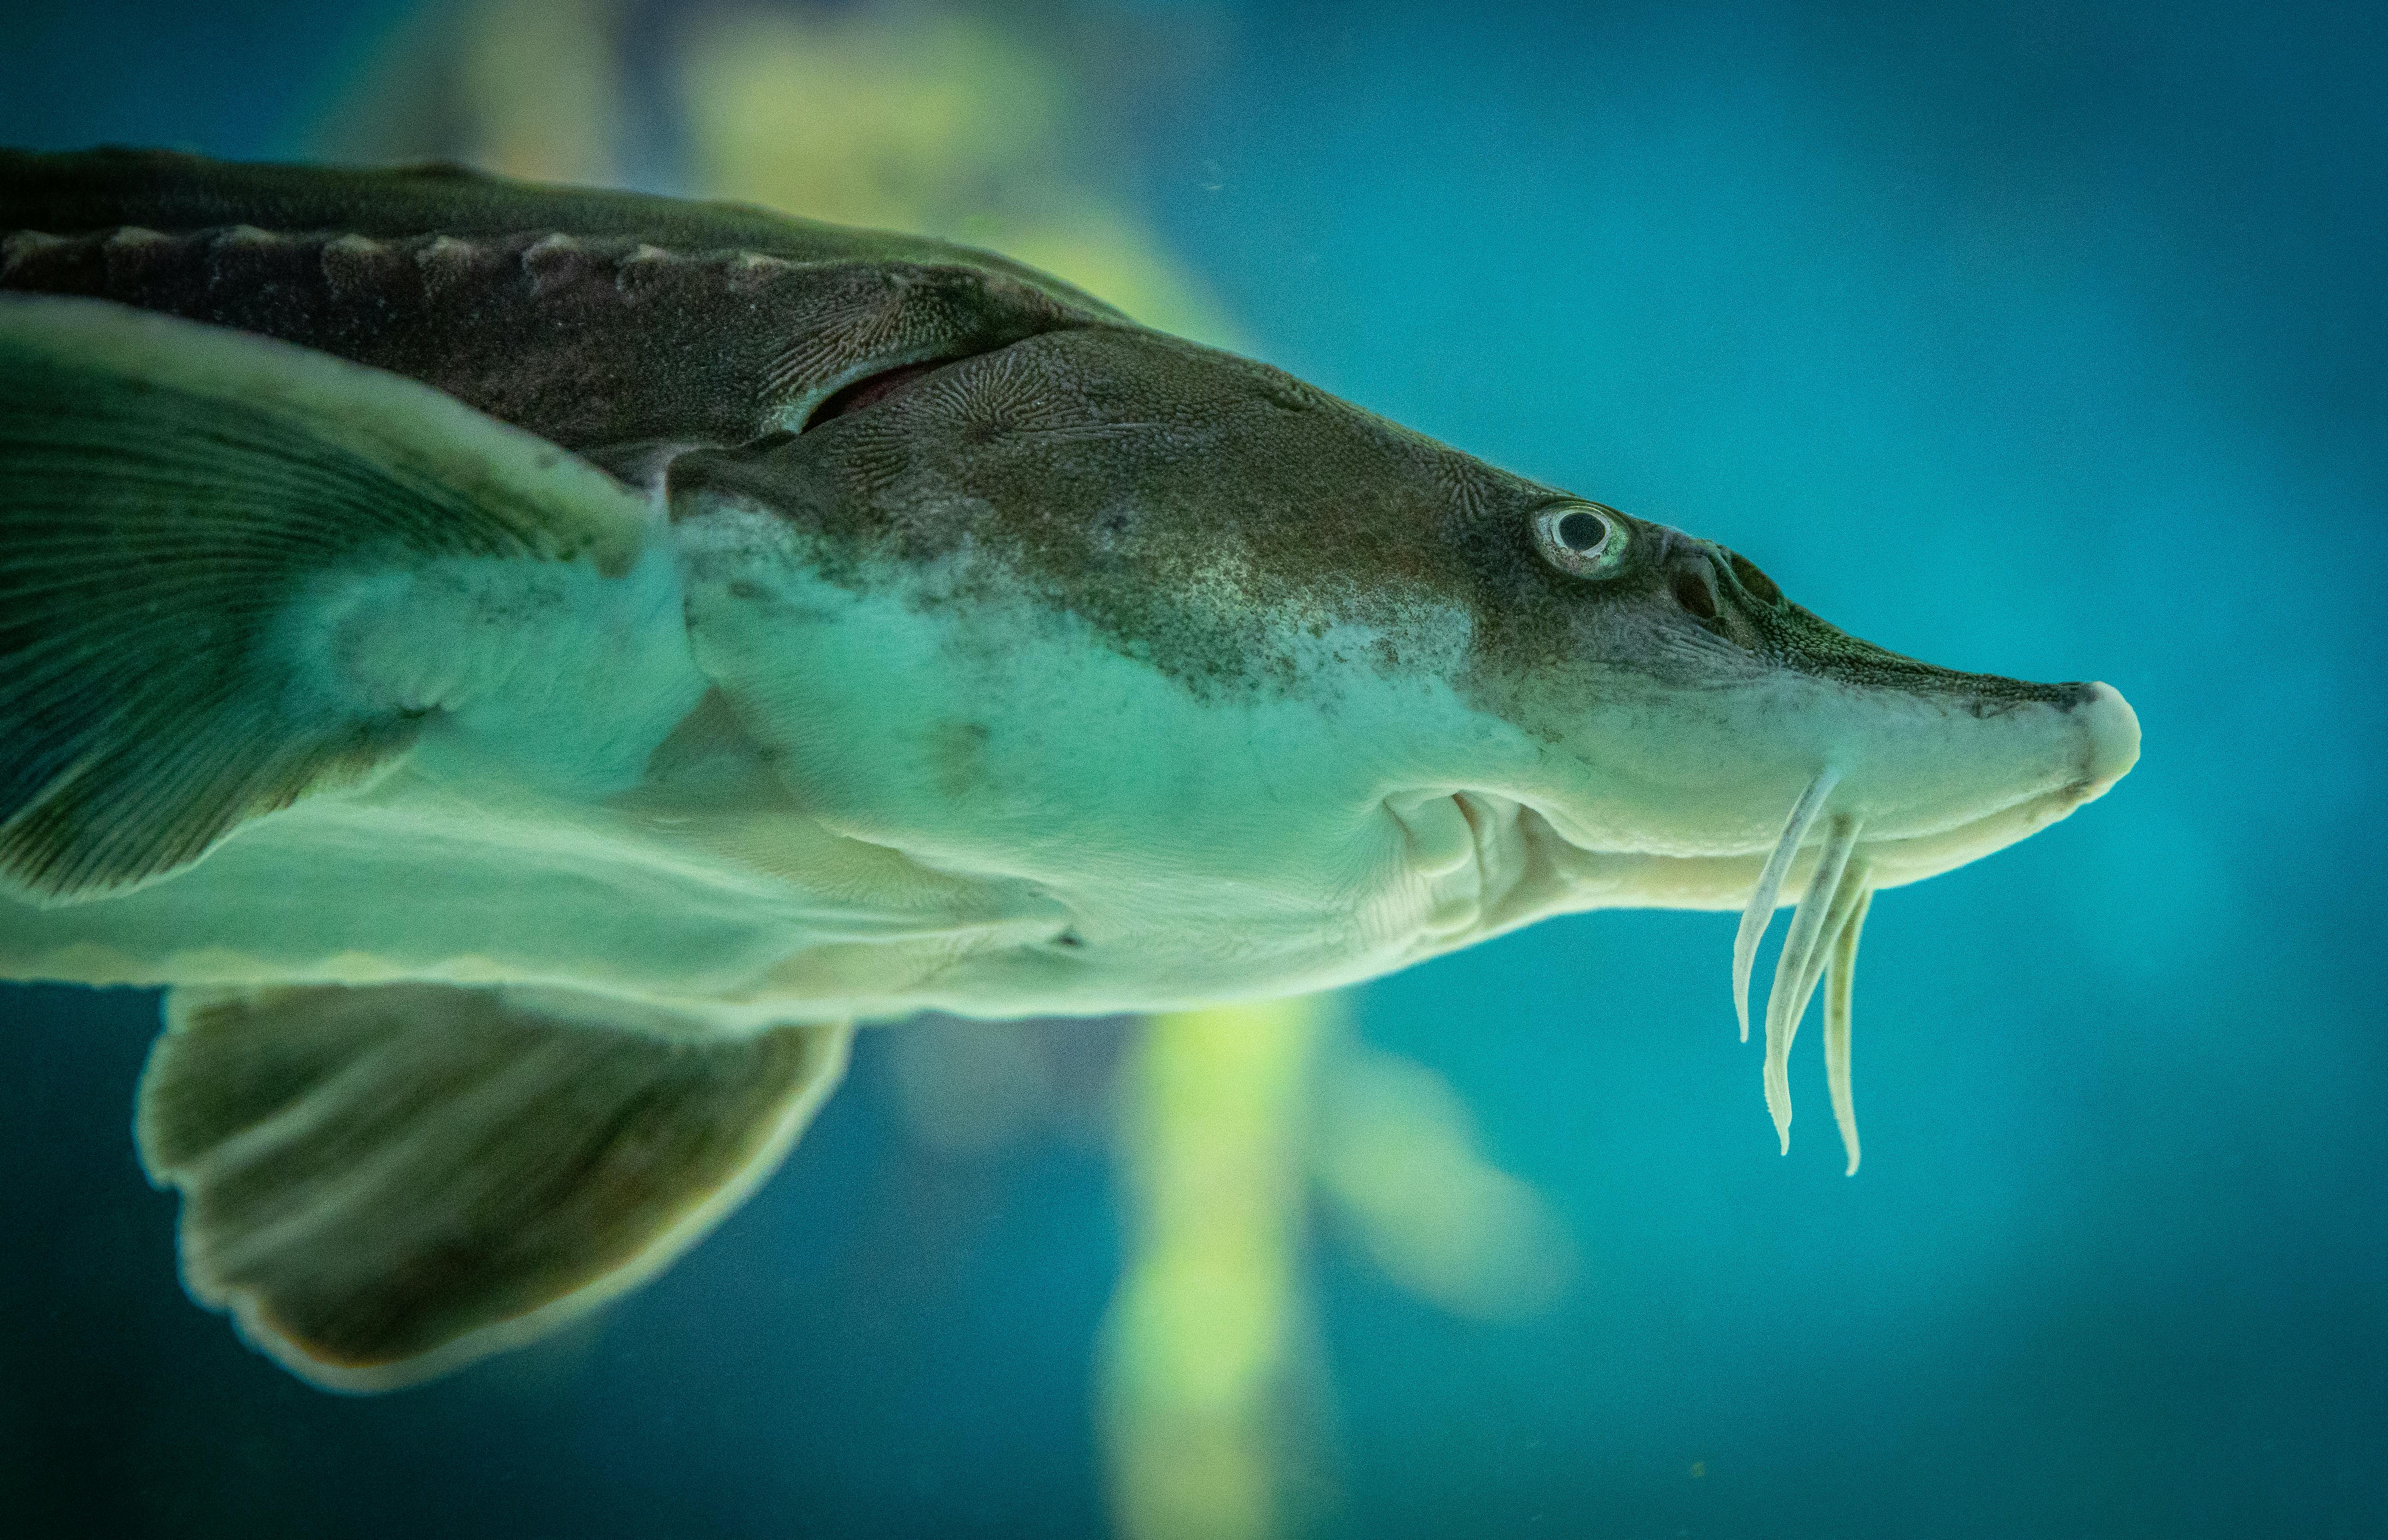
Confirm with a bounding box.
[2,1,2382,1536]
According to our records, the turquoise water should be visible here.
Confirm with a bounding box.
[3,2,2381,1536]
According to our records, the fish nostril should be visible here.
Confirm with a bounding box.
[1727,552,1782,607]
[1673,564,1720,622]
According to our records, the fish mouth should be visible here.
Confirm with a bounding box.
[1850,685,2138,883]
[1723,680,2135,1171]
[1478,678,2139,1175]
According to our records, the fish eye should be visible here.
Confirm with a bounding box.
[1533,500,1629,578]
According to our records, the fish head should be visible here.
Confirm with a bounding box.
[668,321,2138,1018]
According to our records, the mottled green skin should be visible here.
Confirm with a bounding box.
[0,151,2143,1395]
[0,147,2086,721]
[0,148,1115,453]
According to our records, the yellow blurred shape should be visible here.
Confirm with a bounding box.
[678,10,1059,233]
[458,0,623,185]
[676,7,1237,346]
[985,195,1241,347]
[1313,1044,1576,1320]
[1102,996,1331,1540]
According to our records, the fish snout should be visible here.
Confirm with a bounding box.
[2063,680,2141,802]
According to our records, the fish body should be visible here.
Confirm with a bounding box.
[0,150,2136,1389]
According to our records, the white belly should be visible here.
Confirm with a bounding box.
[0,507,1561,1023]
[0,764,1038,1016]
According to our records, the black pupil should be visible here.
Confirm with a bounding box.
[1555,510,1608,552]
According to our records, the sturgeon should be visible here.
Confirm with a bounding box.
[0,149,2138,1389]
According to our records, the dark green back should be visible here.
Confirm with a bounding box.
[0,148,1125,453]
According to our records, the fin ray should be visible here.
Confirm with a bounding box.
[0,294,652,900]
[138,982,850,1392]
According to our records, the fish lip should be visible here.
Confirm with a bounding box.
[1477,678,2138,908]
[1480,782,2086,914]
[1854,677,2137,884]
[1850,777,2100,886]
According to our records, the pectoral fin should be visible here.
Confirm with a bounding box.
[0,293,655,901]
[136,982,850,1392]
